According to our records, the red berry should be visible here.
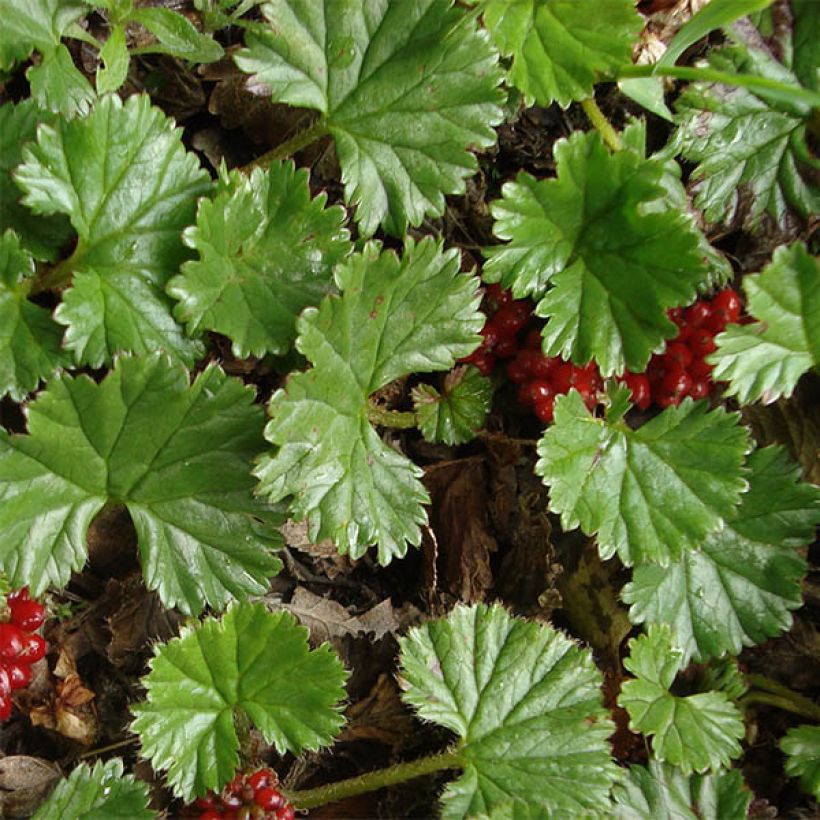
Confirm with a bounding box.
[9,599,46,632]
[494,335,519,359]
[7,662,31,690]
[0,666,10,697]
[5,588,30,605]
[485,283,512,308]
[21,634,46,663]
[661,365,692,399]
[689,357,712,380]
[529,354,556,381]
[620,372,651,410]
[524,329,543,350]
[656,392,682,408]
[534,395,556,424]
[684,301,712,327]
[551,363,573,394]
[248,769,275,793]
[255,787,285,811]
[0,694,11,721]
[529,380,556,404]
[712,288,741,323]
[0,624,24,660]
[493,301,531,337]
[198,812,222,820]
[464,349,495,376]
[516,381,535,406]
[506,357,530,384]
[667,306,685,327]
[665,342,693,370]
[689,380,710,400]
[688,328,717,358]
[277,807,296,820]
[194,795,217,810]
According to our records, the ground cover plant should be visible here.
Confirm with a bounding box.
[0,0,818,817]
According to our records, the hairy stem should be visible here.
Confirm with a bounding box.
[243,118,330,171]
[283,749,465,810]
[580,97,622,151]
[367,404,419,430]
[741,674,820,722]
[29,247,82,296]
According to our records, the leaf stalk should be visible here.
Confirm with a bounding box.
[740,674,820,722]
[367,404,419,430]
[580,97,621,151]
[283,748,465,810]
[243,118,330,171]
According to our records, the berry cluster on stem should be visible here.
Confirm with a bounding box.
[193,768,295,820]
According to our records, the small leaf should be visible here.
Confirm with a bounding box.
[781,725,820,799]
[625,446,818,662]
[168,162,350,358]
[0,0,86,68]
[131,602,347,802]
[618,78,673,122]
[132,6,224,62]
[482,0,641,108]
[399,603,618,818]
[484,131,707,376]
[536,392,749,566]
[0,353,283,614]
[0,230,68,400]
[32,759,152,820]
[235,0,504,236]
[27,44,95,116]
[611,757,752,820]
[96,26,129,93]
[618,626,745,774]
[412,365,492,445]
[14,93,211,366]
[0,100,72,261]
[709,242,819,405]
[255,237,483,564]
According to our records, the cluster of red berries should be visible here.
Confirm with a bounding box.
[0,587,47,719]
[461,284,742,423]
[194,768,295,820]
[621,288,742,409]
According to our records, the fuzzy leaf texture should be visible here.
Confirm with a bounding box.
[254,238,483,563]
[618,626,745,774]
[781,725,820,799]
[484,131,707,376]
[482,0,641,107]
[131,602,347,802]
[0,101,72,261]
[673,43,819,233]
[399,603,619,818]
[0,230,68,400]
[235,0,504,236]
[611,758,752,820]
[0,353,282,614]
[31,759,153,820]
[536,390,749,566]
[709,242,819,405]
[14,93,211,367]
[625,446,818,663]
[412,365,492,446]
[168,162,350,358]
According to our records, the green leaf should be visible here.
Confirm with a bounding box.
[0,230,68,400]
[27,43,95,116]
[398,603,618,818]
[412,365,492,445]
[781,725,820,800]
[0,353,283,614]
[15,93,211,366]
[167,162,350,358]
[235,0,504,236]
[96,25,129,93]
[131,601,347,802]
[792,0,819,92]
[132,6,224,62]
[484,131,707,376]
[709,242,820,405]
[657,0,775,69]
[618,78,673,122]
[673,47,819,232]
[618,626,745,774]
[32,759,152,820]
[0,101,72,261]
[254,237,483,564]
[482,0,641,107]
[624,446,817,663]
[536,391,749,566]
[0,0,86,68]
[612,758,752,820]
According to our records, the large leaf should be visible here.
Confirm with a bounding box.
[709,242,820,405]
[483,0,641,107]
[0,230,67,400]
[536,389,749,566]
[399,603,618,818]
[255,237,483,563]
[0,353,282,614]
[484,131,707,376]
[14,93,210,366]
[0,101,72,260]
[167,162,350,358]
[618,626,745,774]
[611,758,752,820]
[32,759,152,820]
[624,446,818,663]
[673,44,819,232]
[235,0,504,236]
[781,725,820,800]
[131,602,347,802]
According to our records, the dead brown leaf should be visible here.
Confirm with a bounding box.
[0,756,60,818]
[339,674,415,747]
